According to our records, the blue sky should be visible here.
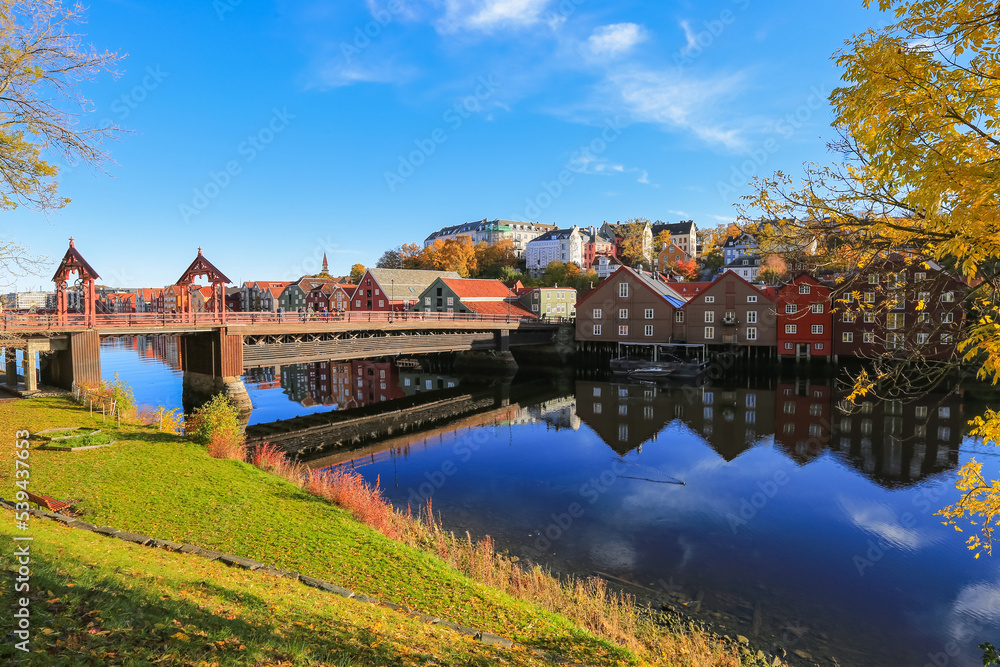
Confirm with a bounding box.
[6,0,883,290]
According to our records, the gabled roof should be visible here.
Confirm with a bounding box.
[724,253,761,268]
[651,220,696,236]
[366,268,461,297]
[577,266,687,309]
[685,271,778,306]
[440,278,514,300]
[52,238,100,282]
[177,248,231,285]
[530,227,579,243]
[465,301,537,318]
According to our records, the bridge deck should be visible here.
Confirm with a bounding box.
[0,311,568,337]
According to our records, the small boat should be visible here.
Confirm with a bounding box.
[610,343,709,379]
[627,366,675,381]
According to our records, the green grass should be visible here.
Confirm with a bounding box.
[43,432,114,448]
[0,398,631,665]
[0,516,555,666]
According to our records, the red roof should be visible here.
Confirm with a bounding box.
[672,282,713,296]
[441,278,514,300]
[465,301,537,318]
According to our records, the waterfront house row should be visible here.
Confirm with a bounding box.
[575,263,966,360]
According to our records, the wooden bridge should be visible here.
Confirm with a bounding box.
[1,239,568,403]
[1,311,567,402]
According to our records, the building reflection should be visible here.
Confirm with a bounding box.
[103,335,182,371]
[245,358,463,412]
[575,378,964,485]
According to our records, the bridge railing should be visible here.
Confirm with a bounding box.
[0,310,575,331]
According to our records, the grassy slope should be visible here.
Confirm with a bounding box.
[0,398,631,665]
[0,517,556,666]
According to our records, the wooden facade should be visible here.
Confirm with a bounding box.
[680,272,777,347]
[776,274,833,358]
[575,267,687,344]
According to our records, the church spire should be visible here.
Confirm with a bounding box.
[322,253,328,274]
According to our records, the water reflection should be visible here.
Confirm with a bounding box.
[334,377,981,667]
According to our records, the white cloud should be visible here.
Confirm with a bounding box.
[639,171,650,185]
[313,58,416,88]
[679,20,698,55]
[709,214,734,222]
[437,0,552,33]
[839,497,937,551]
[603,68,747,149]
[587,23,648,57]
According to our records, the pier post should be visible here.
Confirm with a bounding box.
[22,343,37,392]
[39,331,100,391]
[5,347,17,388]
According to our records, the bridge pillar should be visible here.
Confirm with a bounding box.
[495,329,510,352]
[4,347,17,388]
[181,329,251,413]
[22,342,37,392]
[38,331,100,391]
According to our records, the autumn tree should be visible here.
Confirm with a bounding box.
[741,0,1000,557]
[0,0,122,212]
[757,255,787,285]
[673,259,699,282]
[349,263,366,283]
[616,218,651,268]
[474,238,517,278]
[654,230,672,252]
[375,248,403,269]
[428,236,477,277]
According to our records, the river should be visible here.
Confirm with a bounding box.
[100,334,1000,667]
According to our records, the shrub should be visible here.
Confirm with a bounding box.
[105,373,136,419]
[187,394,242,446]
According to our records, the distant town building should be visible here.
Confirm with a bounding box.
[411,277,535,318]
[651,220,698,258]
[723,254,762,281]
[423,219,558,257]
[525,226,586,277]
[4,291,53,311]
[722,233,758,265]
[518,287,577,319]
[656,242,693,273]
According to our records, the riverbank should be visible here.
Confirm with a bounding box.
[0,397,777,665]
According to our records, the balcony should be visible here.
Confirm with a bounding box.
[722,317,739,326]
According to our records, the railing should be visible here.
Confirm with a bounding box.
[0,310,575,332]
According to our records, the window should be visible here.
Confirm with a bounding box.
[593,387,602,397]
[869,274,879,284]
[746,327,757,340]
[864,292,875,303]
[705,296,715,303]
[864,312,876,323]
[705,311,715,323]
[593,324,602,336]
[918,291,930,305]
[785,342,794,350]
[811,303,824,314]
[916,333,930,345]
[939,406,951,419]
[355,299,361,307]
[785,303,798,314]
[705,326,715,339]
[645,324,654,336]
[374,288,380,295]
[942,312,954,324]
[379,300,385,308]
[619,283,629,298]
[645,308,654,319]
[746,394,757,408]
[942,333,954,344]
[593,308,602,319]
[842,312,855,323]
[747,295,758,303]
[532,304,539,312]
[842,332,854,343]
[424,297,430,306]
[942,291,955,302]
[799,284,811,294]
[863,332,874,343]
[914,272,926,281]
[619,404,628,416]
[886,332,904,350]
[593,403,602,414]
[784,401,796,414]
[815,343,824,350]
[785,324,797,334]
[747,310,757,324]
[675,311,684,323]
[811,324,824,334]
[887,313,905,330]
[619,308,628,319]
[619,325,628,336]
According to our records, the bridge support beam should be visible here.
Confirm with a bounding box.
[181,330,250,412]
[38,331,99,391]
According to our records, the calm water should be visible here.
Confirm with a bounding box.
[101,335,1000,667]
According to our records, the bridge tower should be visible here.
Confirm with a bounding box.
[52,237,99,326]
[175,248,231,322]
